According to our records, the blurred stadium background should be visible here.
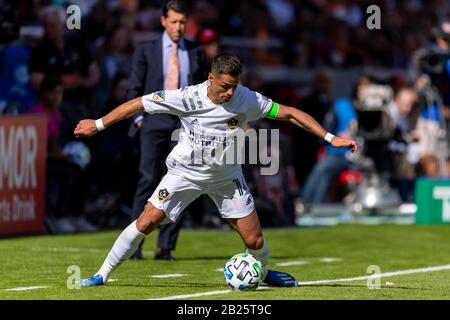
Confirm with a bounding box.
[2,0,450,300]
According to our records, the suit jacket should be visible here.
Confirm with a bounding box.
[127,35,207,137]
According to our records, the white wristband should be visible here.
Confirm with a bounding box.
[324,132,335,143]
[95,118,105,132]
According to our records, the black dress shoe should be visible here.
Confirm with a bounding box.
[154,248,176,260]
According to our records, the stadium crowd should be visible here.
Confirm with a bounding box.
[1,0,450,233]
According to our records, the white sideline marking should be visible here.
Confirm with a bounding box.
[6,286,49,291]
[319,258,343,263]
[32,247,103,253]
[215,268,223,272]
[275,257,342,267]
[300,264,450,285]
[276,261,309,267]
[148,274,187,278]
[148,263,450,300]
[107,279,118,283]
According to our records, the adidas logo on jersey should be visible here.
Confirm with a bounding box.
[190,119,199,126]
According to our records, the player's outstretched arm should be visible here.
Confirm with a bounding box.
[274,104,358,153]
[74,97,145,138]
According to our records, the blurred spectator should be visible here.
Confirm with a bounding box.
[0,15,37,114]
[185,0,221,40]
[136,0,163,31]
[387,86,419,201]
[82,1,116,43]
[251,121,298,227]
[196,28,220,65]
[86,73,139,228]
[28,76,96,233]
[410,74,450,177]
[28,76,63,156]
[292,69,334,187]
[95,25,133,113]
[407,18,450,178]
[28,5,100,145]
[265,0,295,30]
[302,75,364,205]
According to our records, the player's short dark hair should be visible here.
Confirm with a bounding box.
[211,54,242,76]
[163,0,188,17]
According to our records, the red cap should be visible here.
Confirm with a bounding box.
[197,28,219,44]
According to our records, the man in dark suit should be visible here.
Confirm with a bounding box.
[127,0,206,260]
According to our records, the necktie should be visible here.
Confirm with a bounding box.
[165,42,179,90]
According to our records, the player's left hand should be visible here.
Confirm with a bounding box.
[330,136,358,153]
[74,119,98,138]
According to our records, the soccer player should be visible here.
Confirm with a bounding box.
[75,54,357,288]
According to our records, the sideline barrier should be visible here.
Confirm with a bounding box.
[0,116,47,236]
[416,178,450,224]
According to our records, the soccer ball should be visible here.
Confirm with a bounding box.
[62,141,91,169]
[223,253,264,291]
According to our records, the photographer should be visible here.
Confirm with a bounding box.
[302,76,364,205]
[412,19,450,177]
[387,85,419,201]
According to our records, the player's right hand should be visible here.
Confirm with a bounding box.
[74,119,98,138]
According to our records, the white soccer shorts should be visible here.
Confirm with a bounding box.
[148,171,255,224]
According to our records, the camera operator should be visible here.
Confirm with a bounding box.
[412,19,450,177]
[414,20,450,112]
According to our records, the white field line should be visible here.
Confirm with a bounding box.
[148,263,450,300]
[319,258,343,263]
[148,274,188,278]
[276,257,342,267]
[300,263,450,285]
[6,286,49,291]
[276,261,309,267]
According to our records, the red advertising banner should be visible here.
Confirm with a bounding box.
[0,116,47,236]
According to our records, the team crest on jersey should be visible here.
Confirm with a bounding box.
[157,188,169,201]
[153,91,165,102]
[227,118,239,129]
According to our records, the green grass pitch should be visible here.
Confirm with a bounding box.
[1,224,450,300]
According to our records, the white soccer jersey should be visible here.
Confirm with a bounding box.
[141,80,274,182]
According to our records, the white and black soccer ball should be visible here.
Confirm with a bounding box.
[224,253,264,291]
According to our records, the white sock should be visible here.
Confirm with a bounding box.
[246,238,269,278]
[96,220,145,283]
